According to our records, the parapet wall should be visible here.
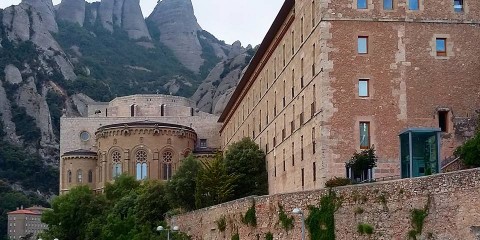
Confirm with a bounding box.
[172,168,480,240]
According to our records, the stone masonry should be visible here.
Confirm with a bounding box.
[172,168,480,240]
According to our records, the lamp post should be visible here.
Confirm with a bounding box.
[156,225,179,240]
[292,208,305,240]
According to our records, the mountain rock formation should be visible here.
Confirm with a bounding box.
[0,0,254,202]
[56,0,86,27]
[192,46,255,114]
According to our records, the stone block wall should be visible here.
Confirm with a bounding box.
[171,168,480,240]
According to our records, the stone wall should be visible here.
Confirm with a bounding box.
[171,168,480,240]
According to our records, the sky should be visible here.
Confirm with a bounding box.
[0,0,284,46]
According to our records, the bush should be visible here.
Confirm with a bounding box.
[357,223,374,235]
[242,201,257,227]
[455,132,480,167]
[215,215,227,232]
[325,177,352,188]
[265,232,273,240]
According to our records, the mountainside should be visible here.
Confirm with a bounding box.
[0,0,254,231]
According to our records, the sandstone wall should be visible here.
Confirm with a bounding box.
[172,168,480,240]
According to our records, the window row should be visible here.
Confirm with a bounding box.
[67,169,93,184]
[357,36,448,57]
[357,0,464,12]
[273,161,317,188]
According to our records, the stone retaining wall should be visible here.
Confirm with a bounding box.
[171,168,480,240]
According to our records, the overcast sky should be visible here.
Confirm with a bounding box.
[0,0,284,46]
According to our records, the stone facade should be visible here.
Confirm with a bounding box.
[171,168,480,240]
[218,0,480,194]
[7,206,49,240]
[59,94,221,194]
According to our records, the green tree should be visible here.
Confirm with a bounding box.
[41,186,108,240]
[166,155,201,210]
[224,137,268,199]
[135,180,170,229]
[195,156,238,209]
[104,174,140,202]
[455,132,480,167]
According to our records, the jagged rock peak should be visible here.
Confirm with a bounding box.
[148,0,202,32]
[22,0,58,32]
[147,0,204,73]
[97,0,151,40]
[57,0,86,27]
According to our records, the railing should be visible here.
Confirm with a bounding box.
[354,175,401,184]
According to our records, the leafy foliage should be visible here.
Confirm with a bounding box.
[455,131,480,167]
[346,147,378,178]
[195,155,238,209]
[224,137,268,199]
[166,155,201,211]
[325,177,352,188]
[215,215,227,232]
[241,200,257,227]
[408,196,431,240]
[46,90,66,137]
[40,175,186,240]
[305,190,341,240]
[277,204,294,232]
[0,140,58,193]
[54,21,200,101]
[265,232,274,240]
[231,232,240,240]
[357,223,374,235]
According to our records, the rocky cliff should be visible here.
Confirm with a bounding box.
[56,0,85,27]
[192,46,255,114]
[0,0,253,201]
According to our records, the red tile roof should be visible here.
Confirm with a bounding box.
[7,210,40,215]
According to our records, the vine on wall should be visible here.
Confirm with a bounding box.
[277,204,294,232]
[305,190,342,240]
[242,200,257,227]
[408,196,431,240]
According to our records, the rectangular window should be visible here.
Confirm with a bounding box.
[454,0,464,12]
[359,79,369,97]
[313,162,316,181]
[200,139,207,148]
[301,168,305,187]
[282,129,286,141]
[439,111,449,132]
[409,0,419,10]
[291,121,295,134]
[283,149,286,171]
[312,44,316,76]
[301,136,304,161]
[436,38,447,56]
[312,1,316,26]
[301,58,305,88]
[384,0,393,10]
[291,30,295,54]
[359,122,370,149]
[292,69,295,98]
[292,142,295,166]
[358,0,368,9]
[283,44,286,66]
[312,127,316,154]
[301,17,304,42]
[358,36,368,54]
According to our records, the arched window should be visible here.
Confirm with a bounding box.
[99,166,102,183]
[162,151,173,180]
[111,151,122,179]
[77,169,83,183]
[135,150,148,180]
[67,170,72,183]
[88,170,93,183]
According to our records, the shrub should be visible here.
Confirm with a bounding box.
[215,215,227,232]
[455,132,480,167]
[357,223,374,235]
[231,233,240,240]
[325,177,352,188]
[242,201,257,227]
[277,204,294,232]
[265,232,273,240]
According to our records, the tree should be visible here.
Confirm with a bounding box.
[166,155,201,211]
[224,137,268,199]
[195,156,238,209]
[104,174,140,202]
[41,186,108,240]
[135,180,170,229]
[455,131,480,167]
